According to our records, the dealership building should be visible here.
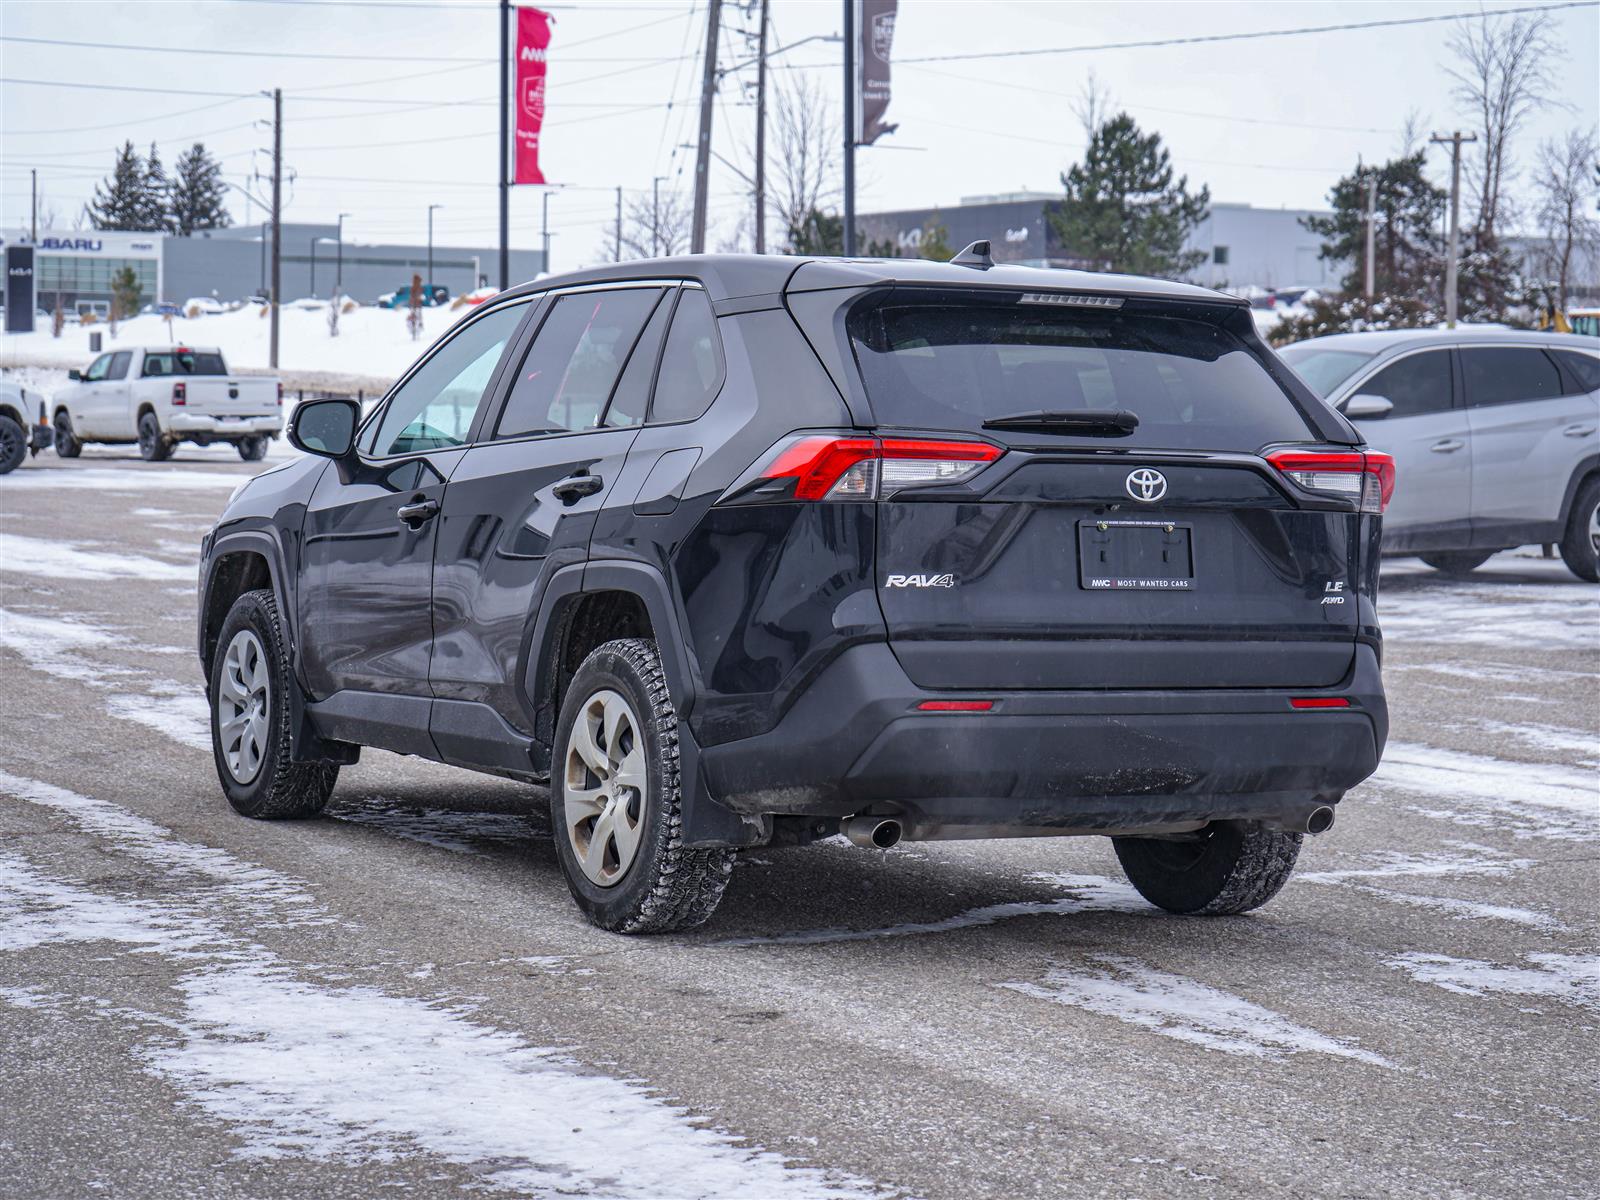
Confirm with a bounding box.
[1,223,545,318]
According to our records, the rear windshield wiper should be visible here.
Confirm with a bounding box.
[981,408,1139,437]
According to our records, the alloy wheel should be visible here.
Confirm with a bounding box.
[1589,499,1600,556]
[217,629,270,784]
[563,688,647,887]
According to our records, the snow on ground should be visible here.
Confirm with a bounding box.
[0,534,197,582]
[0,608,129,685]
[998,955,1394,1067]
[1375,742,1599,842]
[104,689,211,753]
[1385,952,1600,1011]
[0,771,885,1199]
[0,303,468,381]
[0,463,254,491]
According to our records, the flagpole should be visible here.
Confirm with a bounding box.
[498,0,510,290]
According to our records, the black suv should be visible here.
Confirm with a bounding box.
[198,252,1391,933]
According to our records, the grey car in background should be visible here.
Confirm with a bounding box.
[1279,329,1600,580]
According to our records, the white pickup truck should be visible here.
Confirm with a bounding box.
[52,346,283,462]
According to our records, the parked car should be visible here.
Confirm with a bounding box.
[198,252,1390,933]
[183,296,228,317]
[1279,329,1600,580]
[52,346,283,462]
[378,283,449,309]
[0,378,54,474]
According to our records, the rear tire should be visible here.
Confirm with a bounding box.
[138,412,172,462]
[210,588,337,819]
[237,436,268,462]
[550,637,735,933]
[1558,477,1600,583]
[0,415,26,475]
[1113,822,1302,915]
[53,410,82,458]
[1419,550,1494,575]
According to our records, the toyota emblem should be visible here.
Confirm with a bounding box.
[1125,468,1168,503]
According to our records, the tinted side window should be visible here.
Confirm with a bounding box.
[1553,349,1600,394]
[496,289,659,438]
[649,289,723,424]
[1357,350,1453,419]
[368,301,528,457]
[1461,347,1563,407]
[107,351,133,381]
[605,290,674,428]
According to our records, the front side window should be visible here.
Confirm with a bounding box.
[649,288,723,424]
[1356,350,1453,419]
[368,301,528,457]
[1461,347,1563,407]
[83,354,113,382]
[496,288,660,438]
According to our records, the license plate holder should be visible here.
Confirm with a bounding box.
[1079,519,1194,591]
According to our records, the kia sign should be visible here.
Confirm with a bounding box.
[5,245,35,334]
[513,7,553,185]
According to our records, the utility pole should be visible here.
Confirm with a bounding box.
[270,87,282,371]
[541,188,553,274]
[842,0,856,256]
[427,203,442,291]
[30,169,37,241]
[1431,130,1477,329]
[614,186,623,263]
[498,0,510,290]
[1363,171,1377,301]
[652,176,665,257]
[690,0,722,254]
[754,0,769,254]
[335,211,350,294]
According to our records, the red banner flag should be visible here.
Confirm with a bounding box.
[513,7,552,185]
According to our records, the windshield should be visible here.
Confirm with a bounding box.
[847,292,1317,451]
[1276,344,1375,397]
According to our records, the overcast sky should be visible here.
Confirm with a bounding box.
[3,0,1596,269]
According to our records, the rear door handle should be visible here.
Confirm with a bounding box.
[1429,438,1465,453]
[1562,423,1597,438]
[396,498,440,526]
[551,474,603,502]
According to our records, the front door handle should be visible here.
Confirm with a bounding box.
[1562,423,1597,438]
[1429,438,1465,453]
[551,474,603,503]
[396,498,440,526]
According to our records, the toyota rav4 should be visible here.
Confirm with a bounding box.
[197,250,1392,933]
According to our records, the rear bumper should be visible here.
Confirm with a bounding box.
[169,414,282,436]
[698,641,1386,832]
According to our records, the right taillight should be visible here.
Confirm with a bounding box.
[749,435,1003,501]
[171,381,187,406]
[1267,449,1395,515]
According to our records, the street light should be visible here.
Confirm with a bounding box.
[427,204,443,294]
[308,236,335,298]
[335,212,351,294]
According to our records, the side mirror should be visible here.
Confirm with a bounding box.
[68,369,82,381]
[288,397,360,459]
[1343,393,1394,420]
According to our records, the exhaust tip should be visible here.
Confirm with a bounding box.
[1306,805,1336,835]
[844,817,903,849]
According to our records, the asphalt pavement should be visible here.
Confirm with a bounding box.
[2,448,1596,1200]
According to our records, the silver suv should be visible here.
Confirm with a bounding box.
[1280,329,1600,580]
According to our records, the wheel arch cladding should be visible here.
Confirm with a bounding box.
[1559,454,1600,525]
[201,536,288,682]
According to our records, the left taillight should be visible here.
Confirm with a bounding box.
[277,381,284,406]
[171,382,186,406]
[743,435,1003,502]
[1267,449,1395,515]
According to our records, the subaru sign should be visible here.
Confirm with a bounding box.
[5,245,35,333]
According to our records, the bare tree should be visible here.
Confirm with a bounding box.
[1397,109,1430,159]
[1532,127,1600,309]
[605,188,694,261]
[1073,69,1113,145]
[1446,11,1564,247]
[769,73,840,251]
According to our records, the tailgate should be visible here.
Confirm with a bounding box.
[185,378,278,416]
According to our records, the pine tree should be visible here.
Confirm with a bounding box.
[1302,154,1446,299]
[169,143,233,235]
[141,143,173,233]
[1050,113,1210,277]
[86,141,149,231]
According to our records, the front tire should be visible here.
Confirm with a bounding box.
[0,415,26,475]
[1558,477,1600,583]
[1113,822,1302,915]
[237,436,268,462]
[210,588,337,819]
[1419,550,1494,575]
[138,412,172,462]
[53,410,82,458]
[550,638,735,933]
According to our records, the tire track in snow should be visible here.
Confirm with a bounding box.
[0,772,887,1199]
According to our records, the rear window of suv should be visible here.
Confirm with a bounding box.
[847,291,1316,450]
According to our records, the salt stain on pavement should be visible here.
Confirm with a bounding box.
[997,955,1395,1067]
[0,775,887,1200]
[1386,952,1600,1012]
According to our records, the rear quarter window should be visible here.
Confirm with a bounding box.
[847,293,1316,451]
